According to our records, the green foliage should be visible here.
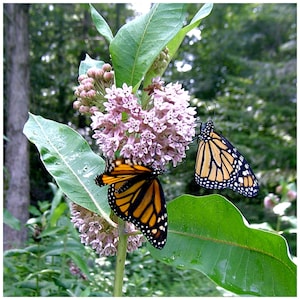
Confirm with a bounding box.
[110,4,186,90]
[27,4,136,201]
[4,189,94,297]
[23,113,111,220]
[89,3,113,43]
[4,185,223,297]
[4,209,22,231]
[124,248,223,296]
[23,114,296,296]
[150,194,296,296]
[144,3,213,91]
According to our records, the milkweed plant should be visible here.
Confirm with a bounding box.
[23,3,296,297]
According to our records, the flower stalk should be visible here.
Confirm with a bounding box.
[113,218,128,297]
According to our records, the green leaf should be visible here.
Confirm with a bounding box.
[23,113,114,226]
[167,3,213,66]
[4,249,33,257]
[39,226,67,238]
[90,4,114,43]
[49,186,65,227]
[142,3,213,99]
[110,3,187,90]
[78,53,105,76]
[149,194,296,296]
[49,202,69,228]
[66,251,91,279]
[3,209,21,230]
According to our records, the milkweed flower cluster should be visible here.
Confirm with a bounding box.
[73,64,197,255]
[73,63,114,114]
[90,78,197,170]
[263,193,280,210]
[264,183,296,216]
[70,203,145,256]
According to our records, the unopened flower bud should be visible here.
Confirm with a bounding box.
[79,105,90,113]
[287,190,297,201]
[73,100,81,110]
[102,63,112,72]
[275,185,282,194]
[87,67,97,78]
[264,193,279,210]
[103,71,114,82]
[95,68,104,79]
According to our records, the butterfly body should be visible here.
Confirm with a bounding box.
[95,158,167,249]
[195,120,259,197]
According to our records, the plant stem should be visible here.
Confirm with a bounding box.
[113,219,128,297]
[276,216,281,232]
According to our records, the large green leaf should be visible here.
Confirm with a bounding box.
[149,194,296,296]
[23,113,113,226]
[110,3,187,91]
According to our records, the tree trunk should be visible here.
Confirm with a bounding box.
[4,4,30,250]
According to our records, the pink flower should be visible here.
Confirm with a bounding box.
[73,64,114,115]
[287,190,297,201]
[263,193,280,210]
[91,78,196,170]
[70,203,145,256]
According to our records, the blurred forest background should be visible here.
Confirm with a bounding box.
[3,3,296,297]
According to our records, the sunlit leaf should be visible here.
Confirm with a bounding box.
[110,3,187,91]
[23,113,113,226]
[149,194,296,296]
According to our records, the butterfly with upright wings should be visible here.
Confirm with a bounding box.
[95,158,167,249]
[195,120,259,197]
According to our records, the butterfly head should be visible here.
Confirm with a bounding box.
[199,119,214,141]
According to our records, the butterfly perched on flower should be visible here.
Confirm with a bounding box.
[95,158,167,249]
[195,120,259,197]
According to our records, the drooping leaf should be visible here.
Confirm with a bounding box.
[110,3,187,91]
[23,113,113,226]
[149,194,296,296]
[90,4,113,43]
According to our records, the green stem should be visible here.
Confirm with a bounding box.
[276,215,281,232]
[113,219,128,297]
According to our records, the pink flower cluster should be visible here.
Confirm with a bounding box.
[73,63,114,114]
[91,78,196,170]
[70,203,145,256]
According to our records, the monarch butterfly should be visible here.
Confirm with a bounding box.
[195,120,259,197]
[95,158,167,249]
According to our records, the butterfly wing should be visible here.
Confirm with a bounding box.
[195,120,259,197]
[95,159,167,249]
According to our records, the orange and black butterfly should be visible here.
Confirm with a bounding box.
[95,158,167,249]
[195,120,259,197]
